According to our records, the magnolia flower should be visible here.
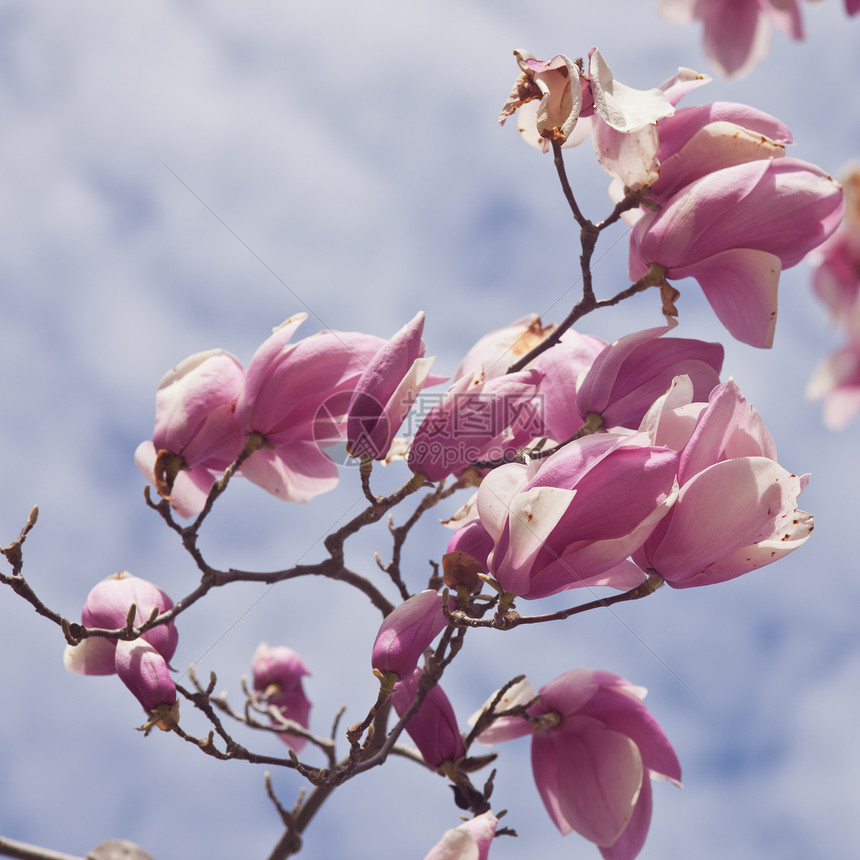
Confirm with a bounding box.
[810,167,860,330]
[423,811,498,860]
[500,48,674,190]
[407,367,544,482]
[629,157,844,347]
[234,314,385,502]
[63,572,178,676]
[575,324,723,430]
[806,166,860,429]
[135,349,245,518]
[391,669,464,769]
[454,314,555,382]
[635,379,812,587]
[477,433,679,599]
[658,0,805,78]
[252,643,312,752]
[526,331,606,441]
[454,315,604,445]
[346,311,442,460]
[648,101,793,208]
[477,670,680,860]
[372,591,447,683]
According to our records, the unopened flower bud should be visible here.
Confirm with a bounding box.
[251,643,312,751]
[371,591,447,680]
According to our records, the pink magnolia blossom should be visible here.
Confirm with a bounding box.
[575,324,723,430]
[407,368,544,482]
[114,639,178,723]
[63,571,178,676]
[392,668,464,769]
[346,311,443,460]
[526,331,606,441]
[658,0,804,78]
[478,669,680,860]
[629,157,844,347]
[454,315,604,444]
[634,379,812,587]
[500,48,674,190]
[602,76,793,209]
[809,167,860,333]
[445,520,493,576]
[454,314,555,382]
[423,811,498,860]
[807,166,860,428]
[372,591,447,682]
[234,314,385,502]
[811,231,860,337]
[807,344,860,431]
[251,643,312,752]
[135,349,245,518]
[848,0,860,14]
[477,433,679,599]
[648,100,793,205]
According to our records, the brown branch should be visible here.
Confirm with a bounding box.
[0,837,82,860]
[447,573,665,630]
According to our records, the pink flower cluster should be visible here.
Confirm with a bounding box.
[807,166,860,429]
[439,320,810,597]
[502,49,844,348]
[63,572,179,726]
[136,314,393,517]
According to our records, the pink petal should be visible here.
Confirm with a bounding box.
[649,457,804,584]
[240,441,340,503]
[700,0,772,78]
[535,717,643,845]
[678,380,777,483]
[672,248,781,348]
[599,776,652,860]
[671,507,813,588]
[63,637,117,676]
[114,639,177,713]
[588,49,674,133]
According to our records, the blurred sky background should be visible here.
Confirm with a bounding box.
[1,2,859,859]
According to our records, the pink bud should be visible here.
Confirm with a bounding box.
[392,669,464,769]
[372,591,447,680]
[251,643,312,752]
[64,572,178,676]
[346,312,442,460]
[135,349,245,518]
[423,811,498,860]
[114,639,177,715]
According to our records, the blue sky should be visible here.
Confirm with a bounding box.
[1,2,859,859]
